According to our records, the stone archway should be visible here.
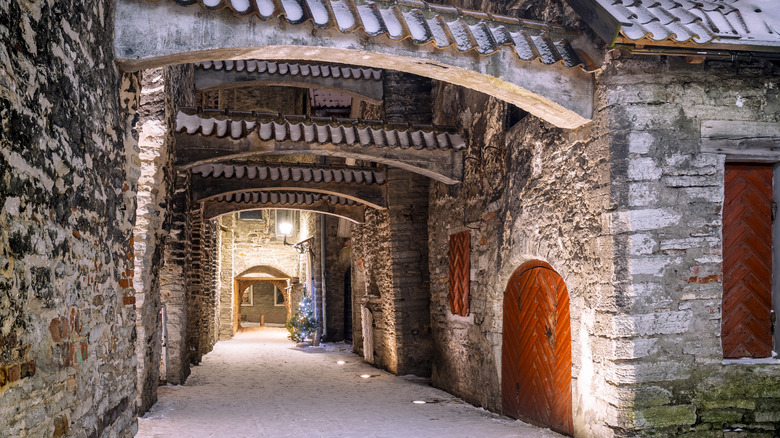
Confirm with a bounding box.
[234,277,291,328]
[114,0,595,129]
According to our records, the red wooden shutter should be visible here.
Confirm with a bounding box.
[502,261,573,436]
[449,231,470,317]
[722,164,773,358]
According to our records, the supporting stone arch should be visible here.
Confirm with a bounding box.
[204,201,367,223]
[502,260,573,436]
[115,0,595,129]
[175,110,465,184]
[236,265,293,279]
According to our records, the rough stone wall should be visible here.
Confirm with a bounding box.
[0,1,139,436]
[428,81,613,436]
[600,55,780,435]
[133,68,167,415]
[350,209,396,370]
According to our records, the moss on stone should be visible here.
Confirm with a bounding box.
[637,404,697,428]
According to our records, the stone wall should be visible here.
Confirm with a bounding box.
[350,209,395,369]
[600,54,780,435]
[241,282,287,325]
[427,79,613,436]
[0,1,139,436]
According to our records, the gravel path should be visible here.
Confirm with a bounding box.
[137,327,562,438]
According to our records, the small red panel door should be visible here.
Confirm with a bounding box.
[502,261,572,436]
[722,164,773,358]
[449,231,470,316]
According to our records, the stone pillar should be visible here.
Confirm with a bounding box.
[133,68,170,414]
[218,215,235,339]
[159,170,191,384]
[387,169,432,376]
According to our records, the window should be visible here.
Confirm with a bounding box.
[722,163,774,358]
[239,210,264,221]
[274,287,285,307]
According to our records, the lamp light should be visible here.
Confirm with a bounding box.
[279,221,293,236]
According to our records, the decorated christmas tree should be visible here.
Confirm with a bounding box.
[286,287,316,342]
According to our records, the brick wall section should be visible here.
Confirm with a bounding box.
[159,170,191,384]
[387,170,432,376]
[0,1,139,436]
[218,214,236,338]
[186,204,204,364]
[600,55,780,435]
[427,82,615,436]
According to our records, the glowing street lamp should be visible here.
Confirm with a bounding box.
[279,221,293,236]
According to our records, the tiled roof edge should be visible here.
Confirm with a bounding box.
[164,0,589,69]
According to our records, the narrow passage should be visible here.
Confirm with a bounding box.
[137,328,562,437]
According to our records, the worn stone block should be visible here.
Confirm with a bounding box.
[637,405,697,428]
[700,409,744,424]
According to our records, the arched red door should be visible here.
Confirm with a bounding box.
[502,261,573,436]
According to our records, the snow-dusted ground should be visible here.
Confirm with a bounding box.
[137,328,562,438]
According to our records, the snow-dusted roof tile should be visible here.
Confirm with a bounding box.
[196,60,383,81]
[574,0,780,52]
[175,108,466,152]
[193,162,386,186]
[213,191,357,206]
[162,0,588,68]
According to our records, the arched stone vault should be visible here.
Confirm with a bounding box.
[176,109,465,183]
[115,0,596,129]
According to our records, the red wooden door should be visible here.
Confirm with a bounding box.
[722,164,774,358]
[502,261,573,436]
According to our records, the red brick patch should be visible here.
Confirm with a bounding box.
[123,296,136,305]
[50,319,62,342]
[687,274,721,284]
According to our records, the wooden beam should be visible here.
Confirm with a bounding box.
[701,120,780,161]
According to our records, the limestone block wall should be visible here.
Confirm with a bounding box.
[0,1,140,436]
[601,55,780,435]
[427,83,614,437]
